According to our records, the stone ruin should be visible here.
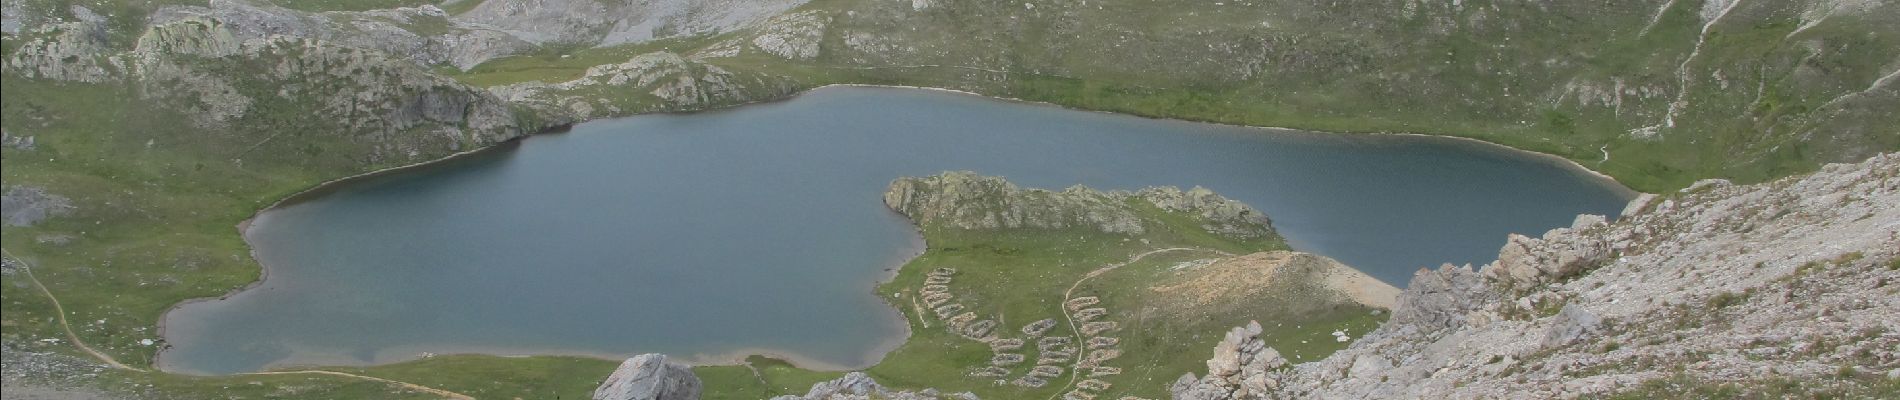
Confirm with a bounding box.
[1013,376,1049,388]
[1073,307,1108,322]
[907,265,1139,396]
[963,319,997,338]
[1066,296,1100,311]
[1038,336,1073,349]
[1038,350,1074,365]
[1043,297,1126,400]
[923,292,953,307]
[1076,349,1122,369]
[1022,318,1058,336]
[933,303,965,318]
[991,353,1026,366]
[971,366,1009,377]
[946,312,977,327]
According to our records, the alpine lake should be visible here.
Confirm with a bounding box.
[158,86,1635,374]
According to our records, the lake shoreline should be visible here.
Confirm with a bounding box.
[816,84,1638,199]
[151,84,1640,375]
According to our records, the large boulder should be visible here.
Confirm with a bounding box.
[1487,219,1611,284]
[593,354,701,400]
[771,372,975,400]
[1540,304,1604,349]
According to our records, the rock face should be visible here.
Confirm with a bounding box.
[3,9,531,164]
[491,50,792,121]
[456,0,808,47]
[769,372,976,400]
[148,0,535,69]
[884,171,1277,240]
[749,11,827,60]
[593,354,701,400]
[1173,152,1900,399]
[3,5,116,82]
[1171,321,1287,400]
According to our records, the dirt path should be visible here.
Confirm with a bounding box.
[3,248,142,372]
[243,370,476,399]
[3,247,475,400]
[1045,247,1229,400]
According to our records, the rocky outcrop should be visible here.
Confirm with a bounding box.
[456,0,808,47]
[769,372,975,400]
[148,0,534,69]
[490,51,791,121]
[1485,214,1614,284]
[134,16,525,158]
[1173,152,1900,399]
[749,11,827,60]
[4,11,531,163]
[3,5,117,82]
[593,354,701,400]
[1140,186,1279,241]
[0,186,74,227]
[1171,321,1287,400]
[884,172,1277,240]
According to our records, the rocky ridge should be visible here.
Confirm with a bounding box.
[455,0,808,46]
[150,0,535,70]
[3,5,531,163]
[884,171,1277,240]
[1172,152,1900,399]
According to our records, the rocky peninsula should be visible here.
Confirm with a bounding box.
[593,172,1399,399]
[590,153,1898,399]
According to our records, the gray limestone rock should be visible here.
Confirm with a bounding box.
[750,11,827,60]
[593,354,701,400]
[456,0,808,47]
[1540,304,1604,349]
[1,186,74,227]
[148,0,534,69]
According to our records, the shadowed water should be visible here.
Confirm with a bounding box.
[159,86,1634,374]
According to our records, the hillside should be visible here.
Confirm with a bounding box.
[1174,153,1900,399]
